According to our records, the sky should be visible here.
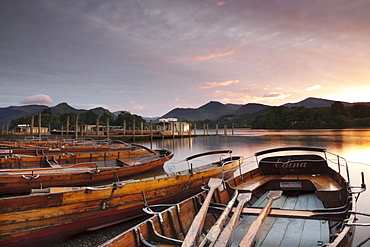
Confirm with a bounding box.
[1,0,370,117]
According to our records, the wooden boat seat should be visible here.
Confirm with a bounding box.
[236,174,342,193]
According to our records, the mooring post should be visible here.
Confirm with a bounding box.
[123,120,126,136]
[172,122,175,138]
[38,113,42,139]
[66,116,70,135]
[30,115,34,135]
[96,118,99,136]
[75,115,79,139]
[106,118,109,139]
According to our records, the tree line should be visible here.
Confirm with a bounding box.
[251,102,370,129]
[10,108,149,131]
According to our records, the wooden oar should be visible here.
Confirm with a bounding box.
[181,178,223,247]
[213,192,252,247]
[199,190,239,247]
[239,190,283,247]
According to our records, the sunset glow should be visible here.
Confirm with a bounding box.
[1,1,370,116]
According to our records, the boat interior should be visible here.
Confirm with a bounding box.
[100,148,362,247]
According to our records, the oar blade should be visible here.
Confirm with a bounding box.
[181,178,223,247]
[266,190,283,200]
[237,192,252,203]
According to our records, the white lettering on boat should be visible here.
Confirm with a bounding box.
[274,159,307,169]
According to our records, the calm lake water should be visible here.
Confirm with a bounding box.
[140,128,370,246]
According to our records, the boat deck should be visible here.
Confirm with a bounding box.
[232,192,330,247]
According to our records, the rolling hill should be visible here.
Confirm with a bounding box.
[1,97,370,124]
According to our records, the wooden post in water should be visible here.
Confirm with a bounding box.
[30,115,34,135]
[224,124,227,136]
[61,125,64,135]
[6,123,9,134]
[203,123,206,136]
[162,121,165,140]
[38,113,42,139]
[172,122,174,138]
[206,124,209,135]
[106,118,109,139]
[216,124,219,135]
[123,120,126,135]
[194,123,196,136]
[75,115,79,139]
[66,116,69,135]
[141,121,143,135]
[232,123,234,136]
[96,118,99,136]
[150,120,153,139]
[180,122,183,137]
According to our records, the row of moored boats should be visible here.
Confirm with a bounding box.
[0,139,368,246]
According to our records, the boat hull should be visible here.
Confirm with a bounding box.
[0,149,173,194]
[0,156,243,246]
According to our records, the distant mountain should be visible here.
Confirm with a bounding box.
[2,97,370,124]
[50,103,85,115]
[0,103,117,124]
[161,101,235,121]
[281,97,370,108]
[0,105,48,124]
[225,103,243,110]
[231,103,272,115]
[282,97,337,108]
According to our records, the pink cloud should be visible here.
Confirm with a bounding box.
[193,50,234,62]
[199,80,239,89]
[261,92,291,100]
[21,94,53,105]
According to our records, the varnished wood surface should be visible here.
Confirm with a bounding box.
[0,155,243,246]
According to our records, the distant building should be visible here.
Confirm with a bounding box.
[14,124,49,134]
[156,118,192,135]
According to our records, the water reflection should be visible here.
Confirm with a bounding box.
[140,128,370,245]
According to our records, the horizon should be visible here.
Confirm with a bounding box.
[2,96,368,118]
[1,1,370,117]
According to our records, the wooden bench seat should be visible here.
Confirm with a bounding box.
[236,174,341,192]
[298,174,341,190]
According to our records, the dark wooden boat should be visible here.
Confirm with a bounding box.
[0,150,244,247]
[0,140,149,169]
[99,147,367,247]
[0,144,174,194]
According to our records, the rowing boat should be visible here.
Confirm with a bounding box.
[99,147,367,247]
[0,150,244,246]
[0,145,173,195]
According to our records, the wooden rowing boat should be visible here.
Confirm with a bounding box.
[0,141,151,169]
[0,145,174,195]
[0,150,244,246]
[99,147,366,247]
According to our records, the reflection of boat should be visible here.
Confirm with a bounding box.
[0,150,244,247]
[99,147,367,247]
[0,144,174,195]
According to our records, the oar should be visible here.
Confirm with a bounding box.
[239,190,283,247]
[199,190,239,247]
[213,192,252,247]
[181,178,223,247]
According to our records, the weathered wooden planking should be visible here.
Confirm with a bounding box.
[232,192,330,246]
